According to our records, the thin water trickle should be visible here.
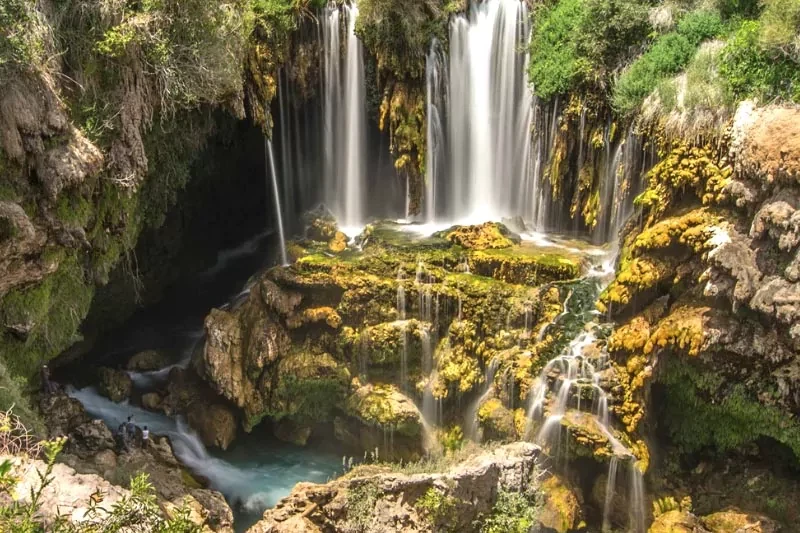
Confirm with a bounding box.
[602,456,619,532]
[265,139,288,266]
[465,357,501,442]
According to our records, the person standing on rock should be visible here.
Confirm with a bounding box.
[126,416,136,442]
[117,421,130,453]
[141,425,150,450]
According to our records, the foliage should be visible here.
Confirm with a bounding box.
[719,20,800,103]
[441,425,464,453]
[659,359,800,461]
[0,254,94,379]
[0,0,47,79]
[0,364,44,437]
[758,0,800,63]
[346,480,381,532]
[356,0,446,80]
[416,486,458,531]
[0,425,199,532]
[613,10,724,114]
[478,489,540,533]
[528,0,650,100]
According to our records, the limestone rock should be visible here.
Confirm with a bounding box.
[127,349,168,371]
[35,127,104,200]
[249,442,543,533]
[701,508,780,533]
[142,391,164,411]
[286,306,342,329]
[97,367,132,403]
[539,475,584,533]
[477,397,517,441]
[274,419,312,446]
[187,403,238,450]
[649,510,709,533]
[436,222,520,250]
[345,384,422,439]
[190,488,235,532]
[259,278,302,316]
[66,419,116,457]
[40,391,89,437]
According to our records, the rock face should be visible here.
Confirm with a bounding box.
[127,349,169,371]
[187,402,238,450]
[97,367,133,402]
[194,219,584,458]
[602,102,800,524]
[248,443,545,533]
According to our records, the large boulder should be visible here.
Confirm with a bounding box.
[538,475,584,533]
[187,403,238,451]
[40,391,89,437]
[650,510,709,533]
[65,419,116,457]
[701,508,780,533]
[97,367,132,403]
[126,349,168,371]
[435,222,520,250]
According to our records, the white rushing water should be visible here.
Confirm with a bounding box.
[431,0,534,222]
[68,387,340,516]
[322,1,366,228]
[266,139,288,266]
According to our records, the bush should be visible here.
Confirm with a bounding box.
[478,489,541,533]
[0,0,46,78]
[416,487,459,531]
[613,9,723,113]
[758,0,800,63]
[719,20,800,102]
[528,0,650,100]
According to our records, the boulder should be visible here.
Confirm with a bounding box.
[477,397,517,442]
[66,419,116,457]
[650,510,709,533]
[187,403,238,450]
[141,392,163,411]
[274,419,312,446]
[538,475,584,533]
[190,488,235,532]
[701,508,780,533]
[40,391,89,437]
[126,349,168,371]
[435,222,520,250]
[97,367,132,403]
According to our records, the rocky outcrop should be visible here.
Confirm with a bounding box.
[187,402,238,450]
[97,367,133,403]
[648,508,780,533]
[127,349,169,371]
[248,443,545,533]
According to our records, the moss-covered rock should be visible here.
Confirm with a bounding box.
[701,508,779,533]
[345,383,423,439]
[97,367,132,403]
[436,222,520,250]
[539,475,585,533]
[476,398,517,442]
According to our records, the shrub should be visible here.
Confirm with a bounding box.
[719,20,800,102]
[0,0,47,78]
[613,9,723,114]
[478,489,541,533]
[758,0,800,63]
[528,0,650,100]
[416,486,459,531]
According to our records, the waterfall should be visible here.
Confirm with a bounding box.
[439,0,534,222]
[321,2,367,229]
[464,357,501,442]
[265,139,288,265]
[425,39,447,222]
[602,456,620,532]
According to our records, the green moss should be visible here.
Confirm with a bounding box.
[416,487,459,532]
[0,254,94,379]
[55,189,93,227]
[660,359,800,460]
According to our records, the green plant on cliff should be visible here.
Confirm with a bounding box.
[528,0,650,101]
[346,480,381,533]
[416,486,459,531]
[478,489,541,533]
[660,359,800,461]
[614,10,724,114]
[0,0,47,78]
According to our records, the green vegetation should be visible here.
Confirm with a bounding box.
[719,20,800,103]
[0,417,198,532]
[613,10,724,114]
[0,0,46,78]
[346,480,381,532]
[528,0,650,101]
[660,359,800,461]
[416,486,459,531]
[478,489,541,533]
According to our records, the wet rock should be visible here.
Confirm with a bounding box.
[345,383,423,440]
[141,391,163,411]
[190,488,235,532]
[435,222,520,250]
[187,403,238,450]
[35,127,104,200]
[539,475,584,533]
[649,510,709,533]
[40,391,89,437]
[476,397,517,441]
[66,419,116,457]
[126,349,168,371]
[97,367,132,403]
[274,419,312,446]
[259,278,302,316]
[286,306,342,329]
[701,508,780,533]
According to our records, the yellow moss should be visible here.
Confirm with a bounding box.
[328,231,348,253]
[645,305,708,357]
[287,307,342,330]
[608,317,651,353]
[442,222,516,250]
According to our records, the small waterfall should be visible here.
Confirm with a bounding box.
[425,39,447,222]
[602,456,620,532]
[464,357,501,442]
[397,267,409,392]
[322,2,366,228]
[629,464,647,533]
[265,139,288,265]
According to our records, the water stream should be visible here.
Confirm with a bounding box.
[265,139,288,265]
